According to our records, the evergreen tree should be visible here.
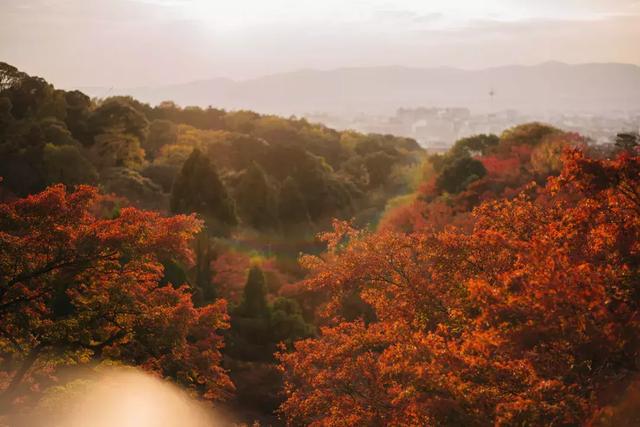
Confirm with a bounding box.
[228,266,314,362]
[191,230,216,306]
[170,149,237,232]
[235,162,277,230]
[277,176,311,227]
[227,265,271,361]
[238,265,269,318]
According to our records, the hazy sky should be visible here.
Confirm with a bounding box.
[1,0,639,88]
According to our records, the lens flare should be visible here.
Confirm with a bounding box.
[14,368,227,427]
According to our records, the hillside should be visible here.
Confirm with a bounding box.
[0,61,423,232]
[2,59,640,426]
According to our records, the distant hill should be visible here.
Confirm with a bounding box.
[77,62,640,115]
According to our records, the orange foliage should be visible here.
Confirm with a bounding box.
[212,251,251,302]
[0,185,232,411]
[279,149,640,426]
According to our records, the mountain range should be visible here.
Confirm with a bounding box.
[76,62,640,116]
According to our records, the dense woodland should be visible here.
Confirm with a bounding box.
[1,61,640,426]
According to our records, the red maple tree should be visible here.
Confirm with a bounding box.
[279,149,640,426]
[0,185,232,411]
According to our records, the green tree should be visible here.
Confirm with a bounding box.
[170,149,237,231]
[340,156,370,188]
[40,118,78,147]
[227,265,271,361]
[237,266,269,319]
[2,75,65,120]
[277,176,311,227]
[86,98,149,172]
[88,133,145,171]
[290,151,351,221]
[235,162,277,230]
[364,151,395,188]
[0,62,27,92]
[450,134,499,157]
[499,122,562,149]
[435,156,487,194]
[141,163,179,193]
[41,143,98,187]
[144,119,177,160]
[270,297,314,347]
[170,149,237,304]
[100,167,165,209]
[63,90,92,144]
[228,266,314,362]
[192,232,216,306]
[88,98,149,143]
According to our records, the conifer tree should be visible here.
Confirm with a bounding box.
[277,176,311,227]
[170,149,237,232]
[238,265,269,318]
[235,162,277,230]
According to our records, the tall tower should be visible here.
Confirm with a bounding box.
[489,88,496,113]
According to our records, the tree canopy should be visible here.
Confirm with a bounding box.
[170,149,237,232]
[279,149,640,426]
[0,185,232,412]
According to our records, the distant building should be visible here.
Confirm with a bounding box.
[305,106,640,149]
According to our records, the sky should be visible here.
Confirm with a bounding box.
[1,0,639,88]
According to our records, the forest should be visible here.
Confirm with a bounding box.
[1,61,640,426]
